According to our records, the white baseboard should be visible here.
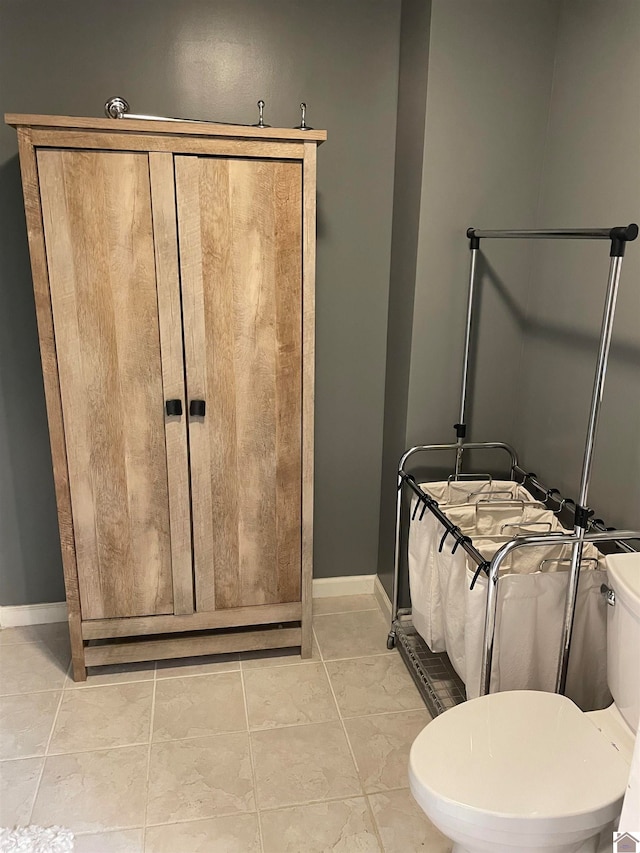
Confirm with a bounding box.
[0,575,381,627]
[311,574,376,598]
[0,601,68,629]
[374,574,392,622]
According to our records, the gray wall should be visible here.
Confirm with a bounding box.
[514,0,640,530]
[378,0,639,600]
[2,0,637,608]
[406,0,560,450]
[376,0,432,593]
[0,0,401,604]
[376,0,560,597]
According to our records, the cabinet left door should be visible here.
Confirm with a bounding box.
[37,148,188,619]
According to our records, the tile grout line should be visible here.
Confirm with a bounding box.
[12,601,392,840]
[3,650,395,698]
[2,684,74,699]
[1,686,64,701]
[336,705,429,723]
[247,785,414,815]
[241,658,318,674]
[141,661,158,851]
[245,704,421,732]
[242,648,394,671]
[27,661,69,824]
[73,826,144,839]
[364,793,387,852]
[31,675,158,759]
[239,664,264,853]
[322,650,395,663]
[313,625,386,853]
[139,784,414,829]
[142,810,256,830]
[63,682,155,692]
[44,739,152,758]
[0,703,430,764]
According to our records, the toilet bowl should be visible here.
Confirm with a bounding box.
[409,551,640,853]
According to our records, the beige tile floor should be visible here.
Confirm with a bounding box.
[0,595,452,853]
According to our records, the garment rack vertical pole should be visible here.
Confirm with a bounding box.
[463,223,637,695]
[454,232,480,479]
[557,252,625,692]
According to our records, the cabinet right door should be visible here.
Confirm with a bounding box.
[175,155,303,612]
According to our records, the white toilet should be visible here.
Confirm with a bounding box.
[409,552,640,853]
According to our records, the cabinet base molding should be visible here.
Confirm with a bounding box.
[84,625,302,668]
[82,601,302,640]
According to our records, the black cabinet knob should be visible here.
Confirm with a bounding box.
[165,399,183,416]
[190,399,206,417]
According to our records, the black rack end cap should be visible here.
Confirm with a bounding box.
[467,227,480,250]
[454,423,467,439]
[610,223,638,257]
[609,223,639,242]
[574,504,594,529]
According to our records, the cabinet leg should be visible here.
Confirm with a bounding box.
[72,656,87,682]
[301,621,313,659]
[68,612,87,682]
[300,557,313,658]
[300,598,313,659]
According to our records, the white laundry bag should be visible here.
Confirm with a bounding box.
[463,547,610,710]
[432,503,567,687]
[408,480,546,656]
[407,480,610,711]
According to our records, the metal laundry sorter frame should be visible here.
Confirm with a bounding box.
[387,224,640,716]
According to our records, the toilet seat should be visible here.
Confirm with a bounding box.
[409,690,630,837]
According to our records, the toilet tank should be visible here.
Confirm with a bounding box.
[605,553,640,733]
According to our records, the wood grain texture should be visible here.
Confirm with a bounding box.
[84,626,302,665]
[29,129,304,159]
[149,153,193,616]
[301,143,317,658]
[174,156,218,611]
[38,149,173,620]
[82,601,302,639]
[6,113,327,143]
[274,162,304,613]
[67,611,87,680]
[16,129,87,680]
[176,156,303,612]
[12,116,321,676]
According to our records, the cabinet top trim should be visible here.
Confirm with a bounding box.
[5,113,327,144]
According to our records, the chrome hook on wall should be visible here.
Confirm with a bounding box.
[253,100,270,128]
[295,102,313,130]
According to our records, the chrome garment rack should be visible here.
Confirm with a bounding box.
[388,224,639,712]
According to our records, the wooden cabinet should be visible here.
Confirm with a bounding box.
[8,113,325,680]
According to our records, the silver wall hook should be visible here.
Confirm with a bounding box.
[104,96,130,119]
[295,102,313,130]
[252,99,270,128]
